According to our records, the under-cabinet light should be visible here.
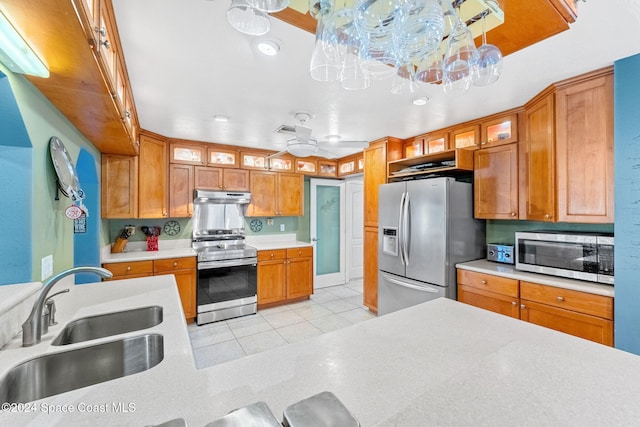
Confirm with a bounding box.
[0,10,49,78]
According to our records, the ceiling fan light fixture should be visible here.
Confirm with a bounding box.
[287,138,318,157]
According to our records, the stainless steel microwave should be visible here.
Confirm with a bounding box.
[515,231,614,285]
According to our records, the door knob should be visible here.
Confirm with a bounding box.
[311,237,318,242]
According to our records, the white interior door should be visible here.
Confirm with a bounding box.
[346,179,364,281]
[310,178,346,288]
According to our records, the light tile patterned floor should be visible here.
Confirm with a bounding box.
[188,279,376,369]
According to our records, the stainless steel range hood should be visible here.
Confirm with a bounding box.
[193,190,251,204]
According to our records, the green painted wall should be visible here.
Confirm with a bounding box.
[486,220,614,244]
[1,63,103,281]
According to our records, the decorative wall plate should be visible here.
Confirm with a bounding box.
[249,219,263,232]
[163,220,181,236]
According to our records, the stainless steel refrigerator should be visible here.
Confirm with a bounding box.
[378,177,485,315]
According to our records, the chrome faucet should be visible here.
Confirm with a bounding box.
[22,266,113,347]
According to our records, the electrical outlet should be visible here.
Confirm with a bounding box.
[280,224,285,232]
[41,255,53,281]
[267,218,274,226]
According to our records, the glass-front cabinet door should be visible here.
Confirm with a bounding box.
[270,156,294,172]
[403,138,423,158]
[481,113,519,147]
[207,148,238,167]
[170,143,205,165]
[241,152,268,170]
[296,159,317,174]
[451,125,480,150]
[425,132,449,154]
[318,160,337,177]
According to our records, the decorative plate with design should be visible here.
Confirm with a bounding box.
[163,220,181,236]
[249,219,263,232]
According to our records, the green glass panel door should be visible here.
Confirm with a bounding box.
[316,185,340,275]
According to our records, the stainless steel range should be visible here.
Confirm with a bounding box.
[192,190,257,325]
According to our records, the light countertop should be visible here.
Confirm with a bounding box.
[457,259,615,297]
[2,276,640,426]
[246,234,312,251]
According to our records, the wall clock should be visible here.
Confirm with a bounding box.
[163,220,181,236]
[249,219,263,232]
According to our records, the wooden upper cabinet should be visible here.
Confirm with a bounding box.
[170,142,205,165]
[194,167,249,191]
[169,163,193,217]
[363,137,403,227]
[296,158,317,174]
[138,133,168,218]
[356,154,364,172]
[96,0,119,91]
[207,147,238,167]
[241,152,269,170]
[247,171,302,216]
[522,91,555,221]
[474,143,519,219]
[480,113,519,148]
[277,172,303,215]
[555,72,614,223]
[101,154,138,218]
[403,138,423,158]
[247,171,277,216]
[270,155,294,172]
[317,160,337,177]
[338,155,358,176]
[451,125,480,150]
[424,132,449,154]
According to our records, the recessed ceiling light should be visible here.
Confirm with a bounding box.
[213,115,229,122]
[326,135,341,143]
[412,96,430,106]
[256,39,280,56]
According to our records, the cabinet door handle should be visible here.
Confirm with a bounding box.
[545,214,551,219]
[480,280,487,285]
[510,212,516,217]
[557,296,564,302]
[126,266,132,271]
[95,26,107,37]
[520,304,526,309]
[270,253,274,257]
[173,262,178,267]
[100,39,111,50]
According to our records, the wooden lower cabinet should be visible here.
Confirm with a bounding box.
[102,256,197,322]
[458,285,520,319]
[457,269,614,346]
[363,226,379,312]
[257,247,313,306]
[520,281,613,346]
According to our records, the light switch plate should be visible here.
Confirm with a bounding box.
[280,224,285,232]
[41,255,53,281]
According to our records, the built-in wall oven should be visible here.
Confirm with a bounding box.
[515,231,614,285]
[192,190,258,325]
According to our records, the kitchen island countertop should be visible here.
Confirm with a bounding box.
[2,277,639,426]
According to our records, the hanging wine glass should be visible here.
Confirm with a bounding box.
[472,11,503,86]
[442,20,477,96]
[310,9,341,82]
[415,49,443,84]
[391,62,418,95]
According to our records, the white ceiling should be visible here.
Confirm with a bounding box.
[112,0,640,157]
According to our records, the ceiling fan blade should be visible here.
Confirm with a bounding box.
[274,124,296,135]
[295,124,313,141]
[266,150,288,159]
[316,148,339,159]
[319,140,369,149]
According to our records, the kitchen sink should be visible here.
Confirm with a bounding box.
[52,306,163,345]
[0,333,164,403]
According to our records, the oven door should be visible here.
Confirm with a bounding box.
[197,257,257,324]
[515,232,599,282]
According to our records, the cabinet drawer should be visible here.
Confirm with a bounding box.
[257,249,287,262]
[286,247,313,258]
[520,281,613,320]
[154,257,196,272]
[458,285,520,319]
[457,270,518,297]
[103,261,153,277]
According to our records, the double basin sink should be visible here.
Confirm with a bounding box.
[0,306,164,404]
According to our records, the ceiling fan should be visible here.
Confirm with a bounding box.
[269,112,369,159]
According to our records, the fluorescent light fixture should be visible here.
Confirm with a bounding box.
[0,10,49,78]
[256,39,280,56]
[213,115,229,122]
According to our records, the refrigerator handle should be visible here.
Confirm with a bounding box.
[381,273,440,293]
[399,191,407,266]
[402,193,410,265]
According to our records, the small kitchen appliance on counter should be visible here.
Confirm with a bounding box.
[487,243,514,264]
[515,231,614,284]
[192,190,257,325]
